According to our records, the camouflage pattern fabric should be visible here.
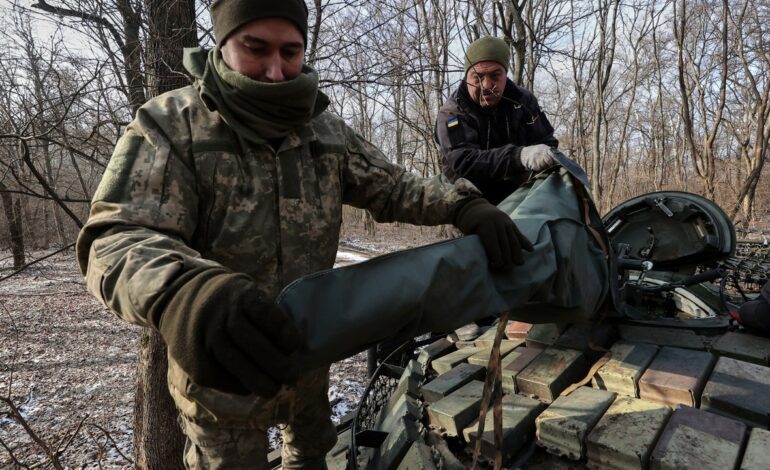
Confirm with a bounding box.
[78,85,477,315]
[182,419,270,470]
[76,85,478,466]
[175,362,336,469]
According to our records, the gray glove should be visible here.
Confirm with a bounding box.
[520,144,557,171]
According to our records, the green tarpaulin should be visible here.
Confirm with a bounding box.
[278,167,610,368]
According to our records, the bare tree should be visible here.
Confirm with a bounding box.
[674,0,729,200]
[0,180,25,268]
[132,0,198,467]
[0,11,106,249]
[605,1,655,207]
[588,0,619,208]
[31,0,146,116]
[725,0,770,224]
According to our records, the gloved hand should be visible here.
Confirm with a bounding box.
[153,269,302,397]
[737,281,770,334]
[453,198,534,270]
[520,144,557,171]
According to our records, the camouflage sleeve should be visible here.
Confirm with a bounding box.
[340,126,480,225]
[76,103,221,328]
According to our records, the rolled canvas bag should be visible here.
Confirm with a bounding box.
[278,165,610,368]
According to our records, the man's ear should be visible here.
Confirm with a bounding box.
[219,40,232,66]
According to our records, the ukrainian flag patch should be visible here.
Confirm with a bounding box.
[447,117,460,128]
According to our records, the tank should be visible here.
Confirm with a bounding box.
[326,192,770,470]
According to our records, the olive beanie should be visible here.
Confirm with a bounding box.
[464,36,510,73]
[211,0,309,45]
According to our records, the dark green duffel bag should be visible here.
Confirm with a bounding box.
[278,166,610,369]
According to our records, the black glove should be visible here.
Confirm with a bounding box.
[737,281,770,335]
[453,198,534,270]
[151,269,302,397]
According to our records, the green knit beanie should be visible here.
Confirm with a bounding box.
[211,0,309,46]
[464,36,510,73]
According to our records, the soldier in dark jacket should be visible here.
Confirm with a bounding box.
[436,36,559,205]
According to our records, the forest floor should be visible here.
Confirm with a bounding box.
[0,221,446,469]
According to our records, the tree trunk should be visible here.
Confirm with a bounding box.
[0,182,25,269]
[144,0,197,94]
[307,0,323,65]
[502,0,526,86]
[41,142,67,246]
[674,0,728,201]
[133,330,185,470]
[115,0,147,116]
[132,0,199,467]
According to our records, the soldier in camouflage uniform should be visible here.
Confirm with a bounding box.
[76,0,532,468]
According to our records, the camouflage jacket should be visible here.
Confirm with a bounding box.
[77,85,479,328]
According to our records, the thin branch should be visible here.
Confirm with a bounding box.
[17,140,83,227]
[56,414,89,457]
[30,0,125,50]
[0,187,91,203]
[0,436,30,469]
[0,396,64,470]
[1,302,20,399]
[0,243,75,283]
[87,423,135,465]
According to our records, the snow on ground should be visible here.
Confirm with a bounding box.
[0,250,137,468]
[0,250,371,468]
[0,223,445,467]
[333,249,372,267]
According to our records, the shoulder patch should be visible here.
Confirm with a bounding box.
[446,116,466,147]
[93,134,146,203]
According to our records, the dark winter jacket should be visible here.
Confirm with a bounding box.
[435,79,558,205]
